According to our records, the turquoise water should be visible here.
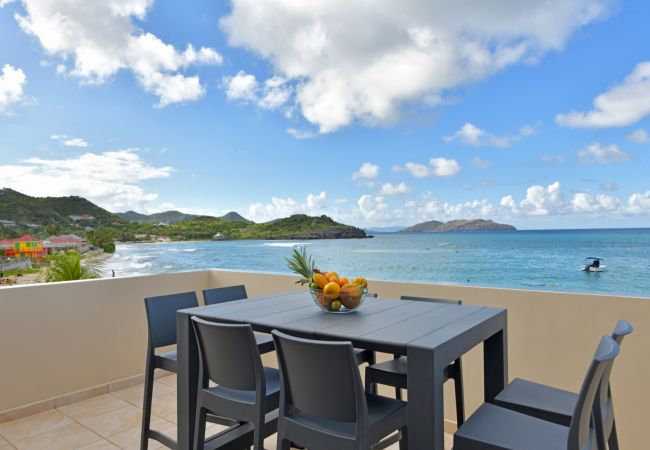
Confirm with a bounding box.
[105,229,650,297]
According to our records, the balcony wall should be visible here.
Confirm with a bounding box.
[0,269,648,449]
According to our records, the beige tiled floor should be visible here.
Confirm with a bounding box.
[0,373,453,449]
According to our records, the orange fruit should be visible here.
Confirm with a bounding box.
[338,276,349,287]
[340,283,363,309]
[353,276,368,289]
[325,271,339,279]
[328,275,339,284]
[323,281,341,300]
[312,273,328,289]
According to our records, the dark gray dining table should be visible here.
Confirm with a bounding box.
[176,291,507,450]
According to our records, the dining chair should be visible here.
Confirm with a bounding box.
[191,317,280,450]
[493,319,632,450]
[272,330,408,450]
[453,335,620,450]
[202,285,275,354]
[364,295,465,425]
[141,292,239,450]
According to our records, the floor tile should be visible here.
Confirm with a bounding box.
[106,418,173,450]
[57,395,130,421]
[156,375,176,389]
[0,434,8,445]
[80,406,142,438]
[110,383,174,407]
[76,439,121,449]
[12,423,99,450]
[0,445,15,450]
[150,392,176,418]
[0,410,73,443]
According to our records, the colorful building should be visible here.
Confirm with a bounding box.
[0,235,46,259]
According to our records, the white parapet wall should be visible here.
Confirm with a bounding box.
[0,269,648,449]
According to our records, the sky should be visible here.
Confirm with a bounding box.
[0,0,649,229]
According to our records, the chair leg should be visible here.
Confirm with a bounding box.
[395,387,402,401]
[140,353,156,450]
[398,426,408,450]
[253,409,265,450]
[194,405,207,450]
[277,436,291,450]
[609,420,620,450]
[452,358,465,426]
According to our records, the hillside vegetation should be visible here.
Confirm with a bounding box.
[401,219,516,232]
[0,189,367,242]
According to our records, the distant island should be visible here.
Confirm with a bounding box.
[401,219,516,233]
[0,188,368,244]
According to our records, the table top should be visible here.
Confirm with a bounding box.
[180,291,505,354]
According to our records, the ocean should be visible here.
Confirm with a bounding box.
[104,229,650,297]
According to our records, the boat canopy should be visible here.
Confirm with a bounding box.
[585,257,604,261]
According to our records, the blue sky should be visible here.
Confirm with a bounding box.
[0,0,649,229]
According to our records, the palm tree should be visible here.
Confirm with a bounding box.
[44,250,102,282]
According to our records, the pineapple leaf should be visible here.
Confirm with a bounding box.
[285,246,317,285]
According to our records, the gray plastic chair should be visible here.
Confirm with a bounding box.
[493,319,632,450]
[364,295,465,425]
[191,317,280,450]
[453,335,620,450]
[202,285,275,354]
[272,330,408,450]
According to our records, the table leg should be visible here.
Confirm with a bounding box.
[407,346,446,450]
[483,314,508,402]
[177,311,199,450]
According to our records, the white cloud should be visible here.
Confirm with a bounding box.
[286,128,316,140]
[0,149,173,212]
[306,191,327,209]
[223,71,292,110]
[577,143,631,164]
[221,0,606,133]
[627,129,649,143]
[51,134,90,147]
[0,0,15,7]
[556,61,650,128]
[0,64,27,114]
[13,1,222,107]
[379,182,411,196]
[358,195,390,221]
[352,162,380,180]
[430,157,461,177]
[247,191,328,222]
[444,122,537,147]
[335,198,348,204]
[403,158,461,178]
[471,157,491,169]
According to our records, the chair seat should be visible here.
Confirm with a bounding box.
[354,348,374,365]
[255,332,275,354]
[287,393,407,442]
[454,403,571,450]
[206,367,280,405]
[493,377,577,426]
[365,356,453,388]
[155,350,178,372]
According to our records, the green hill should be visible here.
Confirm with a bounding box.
[116,210,198,224]
[0,188,123,228]
[116,210,250,224]
[401,219,516,232]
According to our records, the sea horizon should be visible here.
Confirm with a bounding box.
[104,228,650,298]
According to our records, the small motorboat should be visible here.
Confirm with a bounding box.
[582,257,607,272]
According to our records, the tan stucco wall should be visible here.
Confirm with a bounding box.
[0,269,648,448]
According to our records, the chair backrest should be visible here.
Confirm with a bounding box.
[144,292,198,349]
[272,330,366,424]
[400,295,461,305]
[593,319,633,448]
[191,317,261,391]
[567,335,620,450]
[203,285,248,306]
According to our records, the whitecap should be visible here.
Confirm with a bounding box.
[263,242,311,248]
